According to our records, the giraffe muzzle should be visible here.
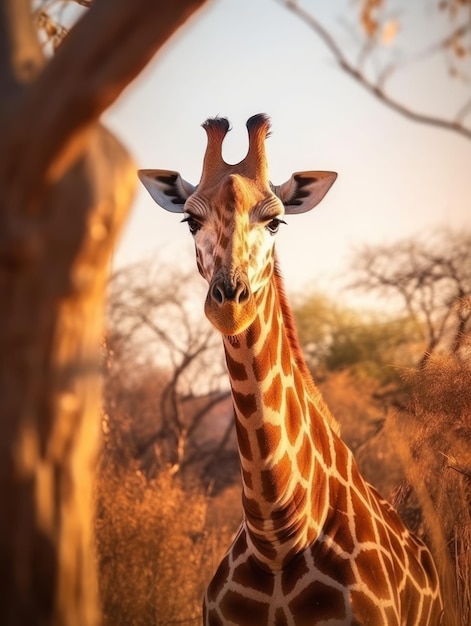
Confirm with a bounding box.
[210,276,250,306]
[205,273,256,335]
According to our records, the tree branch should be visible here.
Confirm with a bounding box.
[279,0,471,143]
[378,20,471,87]
[2,0,208,212]
[186,390,232,441]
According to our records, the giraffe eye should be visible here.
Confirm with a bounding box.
[266,218,286,235]
[182,216,201,235]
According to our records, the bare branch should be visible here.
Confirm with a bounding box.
[106,261,229,477]
[279,0,471,142]
[351,230,471,364]
[380,20,471,87]
[186,390,232,441]
[456,95,471,123]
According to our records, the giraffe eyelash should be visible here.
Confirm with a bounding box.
[181,215,202,235]
[265,218,287,235]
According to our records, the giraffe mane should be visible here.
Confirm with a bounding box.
[273,259,340,435]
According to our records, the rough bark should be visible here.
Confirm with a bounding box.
[0,0,208,624]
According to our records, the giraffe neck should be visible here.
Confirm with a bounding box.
[222,263,339,570]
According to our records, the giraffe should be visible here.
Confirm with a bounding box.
[138,114,443,626]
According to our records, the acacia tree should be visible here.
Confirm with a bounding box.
[0,1,208,625]
[105,261,232,481]
[352,229,471,365]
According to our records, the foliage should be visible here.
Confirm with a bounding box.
[326,313,419,378]
[97,383,240,625]
[33,0,90,51]
[293,290,421,382]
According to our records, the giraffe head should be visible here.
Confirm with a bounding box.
[139,114,337,335]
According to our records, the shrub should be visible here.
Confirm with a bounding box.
[96,446,239,625]
[388,355,471,626]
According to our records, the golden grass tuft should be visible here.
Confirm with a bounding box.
[387,355,471,626]
[96,355,471,624]
[95,441,239,626]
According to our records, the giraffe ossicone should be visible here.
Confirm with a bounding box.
[139,114,443,626]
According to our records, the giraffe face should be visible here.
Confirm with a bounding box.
[183,174,285,335]
[138,114,338,335]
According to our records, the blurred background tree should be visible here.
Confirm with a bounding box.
[352,229,471,364]
[104,261,233,486]
[0,1,207,625]
[293,291,421,381]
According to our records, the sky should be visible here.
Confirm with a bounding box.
[103,0,471,304]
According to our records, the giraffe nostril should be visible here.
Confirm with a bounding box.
[210,281,225,305]
[236,283,250,304]
[210,277,251,305]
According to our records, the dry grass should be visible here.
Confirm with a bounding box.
[387,355,471,626]
[95,437,240,626]
[95,370,405,625]
[320,370,404,496]
[96,357,471,625]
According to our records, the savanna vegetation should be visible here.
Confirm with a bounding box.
[98,229,471,625]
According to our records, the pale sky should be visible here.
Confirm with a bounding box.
[104,0,471,302]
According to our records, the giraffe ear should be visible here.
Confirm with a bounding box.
[273,171,337,214]
[138,169,195,213]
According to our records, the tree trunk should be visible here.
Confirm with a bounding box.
[0,0,208,624]
[0,125,134,626]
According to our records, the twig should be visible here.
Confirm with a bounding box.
[440,451,471,478]
[278,0,471,142]
[456,96,471,124]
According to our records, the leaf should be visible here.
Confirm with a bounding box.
[381,19,399,45]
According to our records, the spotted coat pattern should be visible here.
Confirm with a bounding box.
[138,114,443,626]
